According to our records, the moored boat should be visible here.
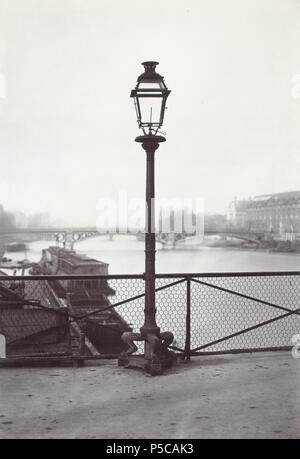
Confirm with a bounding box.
[38,247,131,354]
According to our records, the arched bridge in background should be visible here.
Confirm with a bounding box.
[0,227,267,250]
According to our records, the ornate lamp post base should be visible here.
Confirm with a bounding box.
[118,331,176,376]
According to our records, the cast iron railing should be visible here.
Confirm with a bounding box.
[0,271,299,362]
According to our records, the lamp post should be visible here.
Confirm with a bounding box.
[118,62,175,375]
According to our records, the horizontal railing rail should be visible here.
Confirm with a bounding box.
[2,270,300,281]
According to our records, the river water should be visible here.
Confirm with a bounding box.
[4,235,300,274]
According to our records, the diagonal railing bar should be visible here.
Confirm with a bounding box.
[69,278,186,323]
[191,308,300,353]
[18,301,67,315]
[7,323,69,346]
[169,345,185,353]
[0,278,186,330]
[192,346,292,356]
[84,318,128,336]
[191,277,300,317]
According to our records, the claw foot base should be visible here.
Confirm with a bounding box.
[118,330,176,376]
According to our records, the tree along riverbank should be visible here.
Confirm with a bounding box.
[203,237,300,254]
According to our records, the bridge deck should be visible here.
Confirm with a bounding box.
[0,351,298,439]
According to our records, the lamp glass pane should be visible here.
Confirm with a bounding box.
[138,96,163,125]
[138,81,164,91]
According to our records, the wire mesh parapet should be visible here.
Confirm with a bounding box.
[0,271,299,363]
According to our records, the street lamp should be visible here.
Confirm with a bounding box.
[130,61,170,135]
[118,61,174,376]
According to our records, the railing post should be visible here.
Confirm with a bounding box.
[79,332,85,356]
[185,277,191,361]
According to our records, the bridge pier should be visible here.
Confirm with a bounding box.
[64,232,75,250]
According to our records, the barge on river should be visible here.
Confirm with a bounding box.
[38,247,131,354]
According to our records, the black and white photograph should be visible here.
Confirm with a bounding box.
[0,0,300,442]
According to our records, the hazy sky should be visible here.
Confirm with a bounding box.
[0,0,299,225]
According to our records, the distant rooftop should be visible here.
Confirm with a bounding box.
[253,191,300,202]
[230,199,252,211]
